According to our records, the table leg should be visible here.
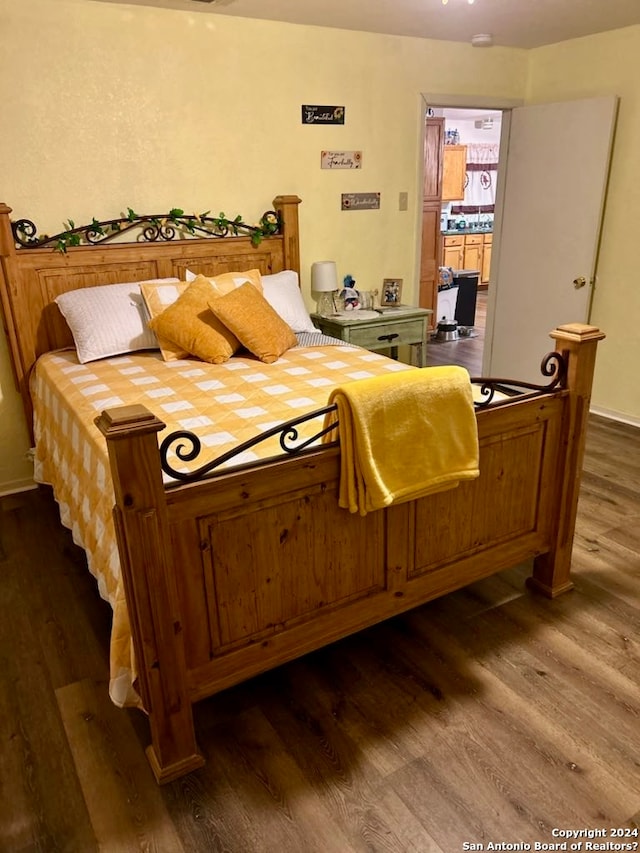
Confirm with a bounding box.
[413,341,427,368]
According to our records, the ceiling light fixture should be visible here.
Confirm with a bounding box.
[442,0,476,5]
[471,32,493,46]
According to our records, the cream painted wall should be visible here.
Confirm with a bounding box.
[2,5,639,493]
[528,26,640,424]
[0,0,528,492]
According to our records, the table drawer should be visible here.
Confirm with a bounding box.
[348,319,425,349]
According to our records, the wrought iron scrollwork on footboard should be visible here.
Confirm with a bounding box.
[159,351,568,484]
[160,405,339,484]
[470,351,567,407]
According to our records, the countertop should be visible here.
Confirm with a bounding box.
[441,227,493,236]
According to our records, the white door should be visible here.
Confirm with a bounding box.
[484,96,618,383]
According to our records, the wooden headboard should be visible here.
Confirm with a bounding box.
[0,194,301,433]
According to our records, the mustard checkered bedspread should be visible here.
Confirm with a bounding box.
[32,342,412,707]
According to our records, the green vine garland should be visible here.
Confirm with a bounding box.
[12,207,281,252]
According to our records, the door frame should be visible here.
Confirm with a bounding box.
[418,93,522,373]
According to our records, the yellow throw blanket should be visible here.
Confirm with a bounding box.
[324,366,480,515]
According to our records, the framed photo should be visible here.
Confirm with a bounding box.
[381,278,403,306]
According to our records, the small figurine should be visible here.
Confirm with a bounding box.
[340,274,360,311]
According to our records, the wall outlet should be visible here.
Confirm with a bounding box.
[398,191,408,211]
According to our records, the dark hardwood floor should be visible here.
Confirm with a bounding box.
[2,326,640,850]
[425,288,487,374]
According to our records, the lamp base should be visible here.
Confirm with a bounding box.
[315,292,336,317]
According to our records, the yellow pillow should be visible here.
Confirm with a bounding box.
[140,280,190,360]
[203,268,263,296]
[145,270,263,363]
[208,283,298,364]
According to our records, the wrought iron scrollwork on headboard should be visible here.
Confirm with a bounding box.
[11,207,281,252]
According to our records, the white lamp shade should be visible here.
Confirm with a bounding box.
[311,261,338,293]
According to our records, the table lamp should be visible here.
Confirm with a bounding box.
[311,261,338,316]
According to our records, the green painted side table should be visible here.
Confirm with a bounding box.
[311,306,432,367]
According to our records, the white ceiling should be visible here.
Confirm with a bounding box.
[92,0,640,49]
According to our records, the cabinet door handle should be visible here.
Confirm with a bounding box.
[378,333,400,343]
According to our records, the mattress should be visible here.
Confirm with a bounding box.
[32,340,413,706]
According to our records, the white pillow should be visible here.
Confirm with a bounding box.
[55,278,179,363]
[261,270,316,334]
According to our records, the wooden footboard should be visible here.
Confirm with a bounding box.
[96,323,604,783]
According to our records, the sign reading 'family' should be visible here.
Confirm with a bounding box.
[341,192,380,211]
[321,150,362,170]
[302,105,345,125]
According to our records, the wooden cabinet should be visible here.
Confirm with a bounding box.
[481,233,492,284]
[311,307,432,367]
[442,232,493,284]
[442,235,464,270]
[463,234,483,271]
[419,118,445,322]
[420,202,441,316]
[423,118,444,202]
[442,145,467,202]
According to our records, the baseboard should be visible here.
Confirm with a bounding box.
[590,405,640,429]
[0,479,37,499]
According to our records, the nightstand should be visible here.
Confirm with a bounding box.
[311,306,433,367]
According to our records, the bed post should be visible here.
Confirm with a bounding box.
[273,195,301,272]
[95,404,205,784]
[528,323,606,598]
[0,204,22,392]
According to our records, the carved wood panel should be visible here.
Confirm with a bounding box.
[411,416,558,577]
[200,488,386,653]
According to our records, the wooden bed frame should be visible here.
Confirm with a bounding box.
[0,195,605,784]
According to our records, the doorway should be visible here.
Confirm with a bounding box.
[419,94,616,383]
[420,105,505,373]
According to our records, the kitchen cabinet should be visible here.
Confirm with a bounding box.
[463,233,483,271]
[442,232,493,283]
[420,202,441,313]
[419,117,445,321]
[481,233,492,284]
[423,118,444,202]
[442,235,464,270]
[442,145,467,202]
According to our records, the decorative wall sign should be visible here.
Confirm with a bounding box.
[341,192,380,211]
[321,150,362,170]
[302,105,345,125]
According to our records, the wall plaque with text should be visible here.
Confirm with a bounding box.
[302,105,345,125]
[321,150,362,170]
[341,192,380,211]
